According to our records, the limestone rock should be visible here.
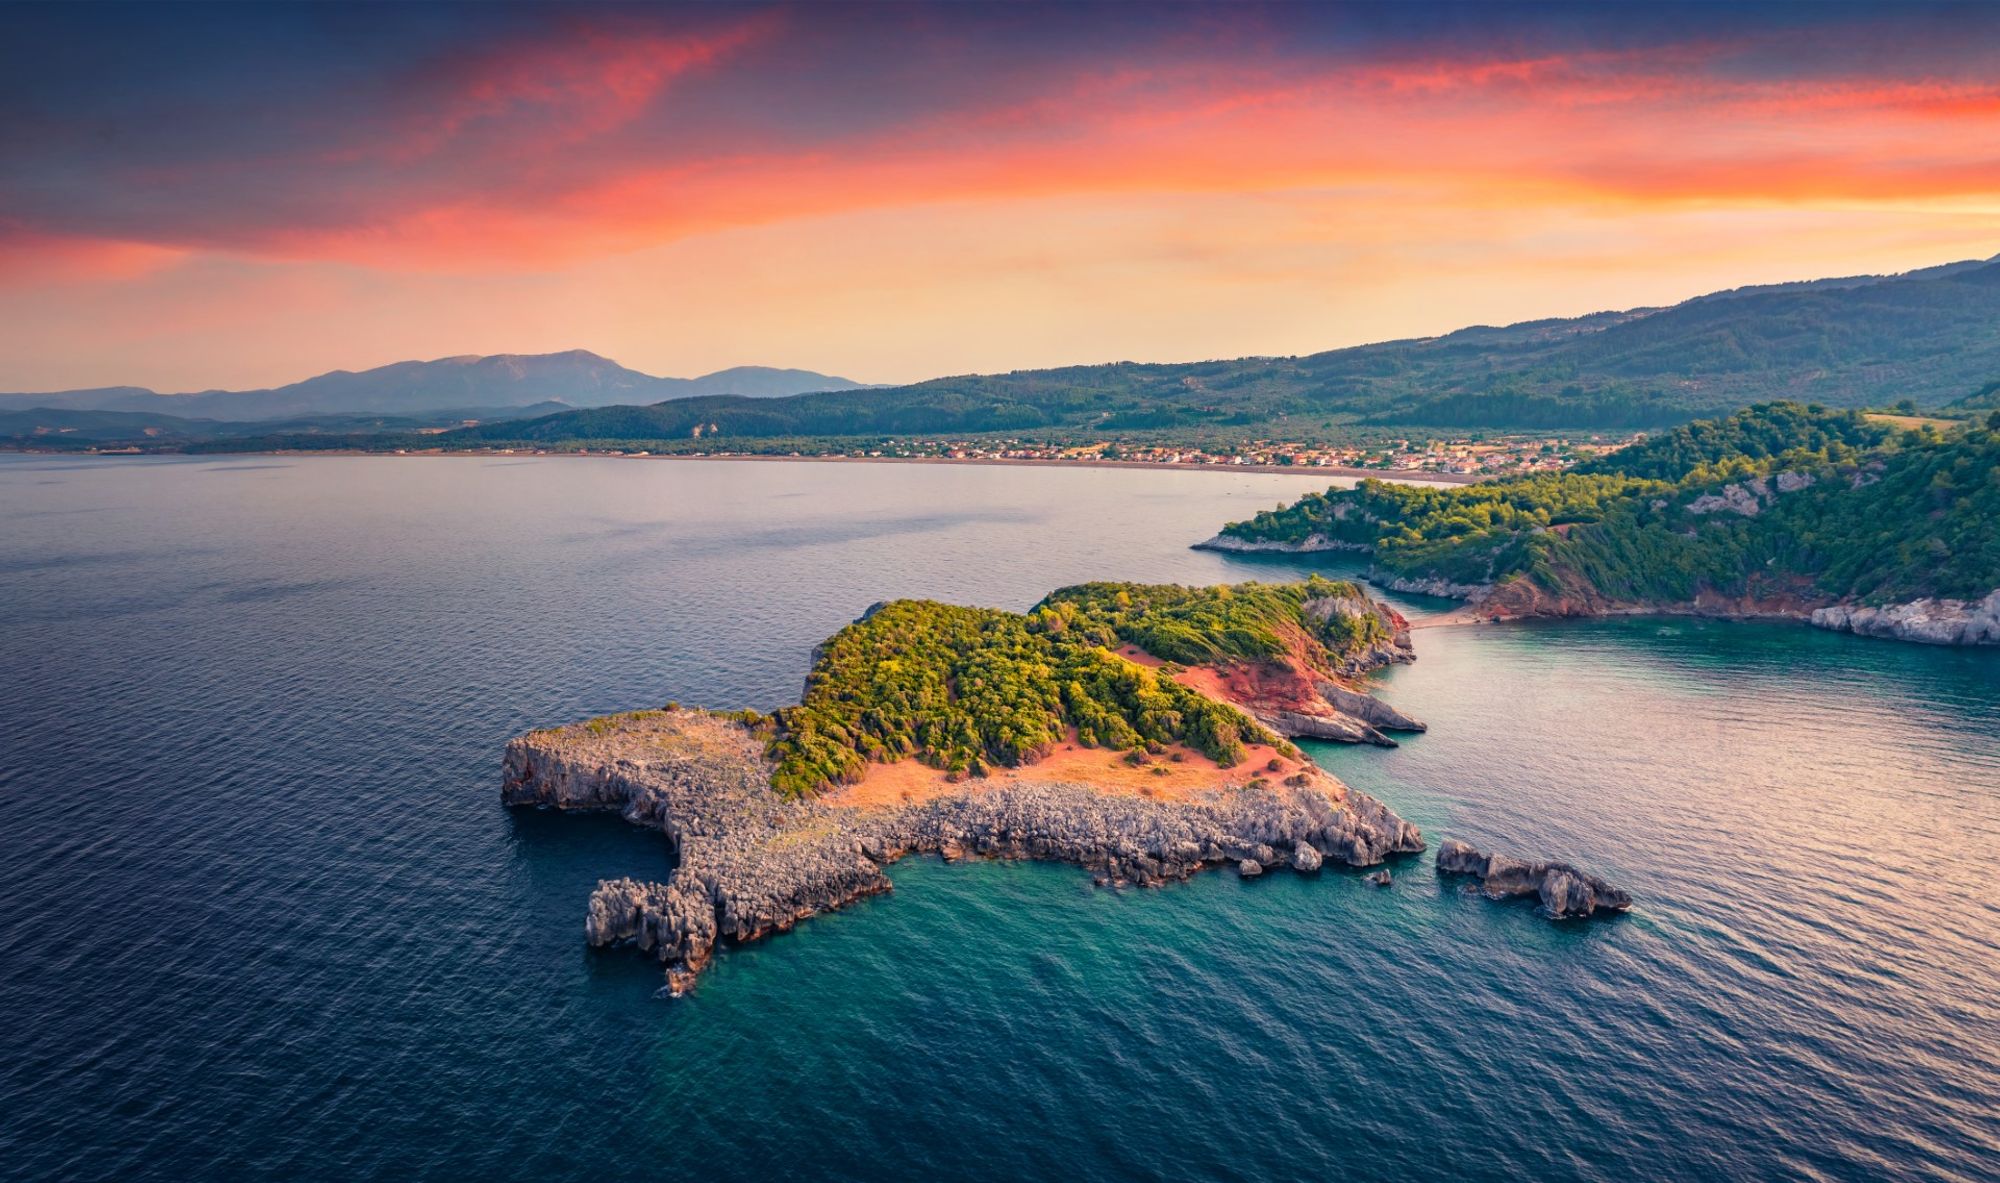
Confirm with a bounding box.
[1433,839,1629,920]
[505,709,1426,992]
[1191,532,1368,555]
[1810,589,2000,646]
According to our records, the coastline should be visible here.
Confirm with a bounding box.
[507,708,1427,996]
[1403,593,2000,646]
[0,446,1485,484]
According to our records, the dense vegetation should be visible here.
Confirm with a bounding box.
[1222,403,2000,605]
[1224,473,1671,585]
[1033,576,1391,666]
[1571,402,1891,481]
[762,577,1379,798]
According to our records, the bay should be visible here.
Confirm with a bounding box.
[2,454,1995,1182]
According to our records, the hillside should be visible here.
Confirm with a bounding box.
[1212,403,2000,637]
[762,576,1417,797]
[0,352,869,420]
[434,253,2000,446]
[13,252,2000,451]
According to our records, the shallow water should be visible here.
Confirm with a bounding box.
[2,454,1996,1182]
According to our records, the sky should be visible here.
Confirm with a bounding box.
[4,1,2000,393]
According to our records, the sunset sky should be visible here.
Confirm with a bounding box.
[5,1,2000,393]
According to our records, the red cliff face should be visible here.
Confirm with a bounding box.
[1172,590,1426,748]
[1477,569,1614,619]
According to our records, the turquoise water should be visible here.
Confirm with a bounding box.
[2,454,1996,1182]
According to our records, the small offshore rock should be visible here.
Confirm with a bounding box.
[1434,838,1490,877]
[1365,869,1392,888]
[1434,839,1629,920]
[1237,858,1264,878]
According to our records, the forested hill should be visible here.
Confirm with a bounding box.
[441,254,2000,443]
[1216,403,2000,608]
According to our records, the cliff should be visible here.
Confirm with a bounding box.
[1809,591,2000,646]
[1171,587,1427,746]
[505,709,1425,995]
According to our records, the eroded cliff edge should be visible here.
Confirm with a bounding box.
[504,709,1425,995]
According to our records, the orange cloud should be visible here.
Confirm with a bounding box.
[0,234,191,284]
[347,12,782,165]
[194,37,1998,274]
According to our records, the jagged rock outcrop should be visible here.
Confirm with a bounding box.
[506,709,1426,994]
[1192,531,1367,554]
[1201,589,1426,746]
[1810,590,2000,646]
[1687,482,1767,517]
[1373,573,1493,601]
[1315,681,1426,734]
[1196,504,1379,554]
[1686,471,1817,517]
[1261,708,1397,747]
[1434,838,1631,920]
[1303,588,1418,677]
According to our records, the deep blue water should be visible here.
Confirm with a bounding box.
[2,453,1996,1183]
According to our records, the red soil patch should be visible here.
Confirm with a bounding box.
[1117,641,1328,720]
[819,645,1321,811]
[820,726,1310,810]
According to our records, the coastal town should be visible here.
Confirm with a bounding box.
[493,431,1643,478]
[890,434,1640,476]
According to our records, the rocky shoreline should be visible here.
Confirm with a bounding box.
[1192,532,1369,555]
[1331,559,1999,648]
[1193,526,1999,648]
[1464,579,2000,646]
[1809,590,2000,646]
[506,709,1427,995]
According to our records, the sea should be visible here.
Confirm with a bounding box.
[2,453,1996,1183]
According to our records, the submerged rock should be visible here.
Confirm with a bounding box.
[1433,839,1630,920]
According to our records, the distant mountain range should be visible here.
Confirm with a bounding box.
[442,251,2000,443]
[0,351,871,420]
[9,252,2000,450]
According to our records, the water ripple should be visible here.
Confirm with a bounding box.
[0,454,1995,1183]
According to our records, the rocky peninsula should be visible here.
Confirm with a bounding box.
[507,708,1424,995]
[503,578,1441,994]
